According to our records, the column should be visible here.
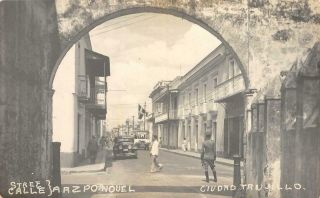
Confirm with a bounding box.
[206,112,212,137]
[216,105,226,156]
[178,121,183,149]
[157,124,161,140]
[197,115,204,151]
[243,91,256,185]
[185,119,190,151]
[191,116,196,151]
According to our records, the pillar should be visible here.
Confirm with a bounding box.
[206,112,212,136]
[178,120,183,149]
[0,1,60,196]
[216,104,226,156]
[191,116,196,151]
[185,119,190,150]
[157,124,161,140]
[243,91,256,187]
[197,115,203,151]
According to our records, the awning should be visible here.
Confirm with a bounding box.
[85,49,110,77]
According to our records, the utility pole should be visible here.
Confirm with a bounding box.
[143,102,146,131]
[126,119,129,135]
[132,115,135,135]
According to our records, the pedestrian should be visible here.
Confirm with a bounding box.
[201,132,217,183]
[150,135,163,173]
[182,137,187,152]
[87,136,99,164]
[103,137,113,174]
[99,136,106,150]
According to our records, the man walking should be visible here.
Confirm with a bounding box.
[201,132,217,183]
[150,135,163,173]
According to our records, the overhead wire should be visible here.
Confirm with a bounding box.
[91,15,158,37]
[91,14,145,34]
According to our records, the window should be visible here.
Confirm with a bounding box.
[234,61,241,76]
[188,92,191,106]
[204,84,207,103]
[157,103,162,114]
[182,94,185,105]
[229,60,235,79]
[213,78,218,88]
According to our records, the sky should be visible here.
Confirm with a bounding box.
[58,13,221,130]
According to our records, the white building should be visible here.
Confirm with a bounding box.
[53,35,110,167]
[149,44,246,158]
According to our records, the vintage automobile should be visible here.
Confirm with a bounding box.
[133,131,150,150]
[113,136,138,159]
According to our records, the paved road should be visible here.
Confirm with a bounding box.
[61,150,235,198]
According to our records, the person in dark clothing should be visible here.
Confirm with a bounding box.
[201,132,217,183]
[87,136,99,164]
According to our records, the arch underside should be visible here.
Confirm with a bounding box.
[52,6,250,89]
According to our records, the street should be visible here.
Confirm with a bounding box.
[61,150,234,198]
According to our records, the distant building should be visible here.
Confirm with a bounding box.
[149,44,246,158]
[53,35,110,167]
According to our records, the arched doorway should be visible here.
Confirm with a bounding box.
[51,9,250,196]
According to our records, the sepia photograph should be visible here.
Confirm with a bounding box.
[0,0,319,197]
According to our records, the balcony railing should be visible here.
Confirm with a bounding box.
[213,75,245,101]
[77,75,106,106]
[154,113,168,123]
[78,75,90,99]
[154,109,178,123]
[90,87,106,106]
[169,110,178,119]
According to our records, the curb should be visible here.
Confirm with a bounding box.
[160,148,236,168]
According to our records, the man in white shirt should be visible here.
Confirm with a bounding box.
[150,135,163,173]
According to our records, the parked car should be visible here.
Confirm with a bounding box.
[133,131,150,150]
[113,136,137,159]
[134,139,150,150]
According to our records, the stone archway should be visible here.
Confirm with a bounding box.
[50,6,250,89]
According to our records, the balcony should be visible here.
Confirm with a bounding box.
[77,76,107,120]
[169,110,178,119]
[78,75,90,101]
[154,110,178,123]
[182,105,192,118]
[86,87,106,120]
[213,74,245,102]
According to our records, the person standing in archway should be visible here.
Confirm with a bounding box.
[182,137,187,152]
[87,136,99,164]
[103,137,113,173]
[201,132,217,183]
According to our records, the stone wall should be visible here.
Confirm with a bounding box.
[0,0,60,196]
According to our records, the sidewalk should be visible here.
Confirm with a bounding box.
[160,148,243,167]
[61,150,106,174]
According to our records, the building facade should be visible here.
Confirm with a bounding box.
[53,35,110,167]
[149,78,181,149]
[149,44,245,158]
